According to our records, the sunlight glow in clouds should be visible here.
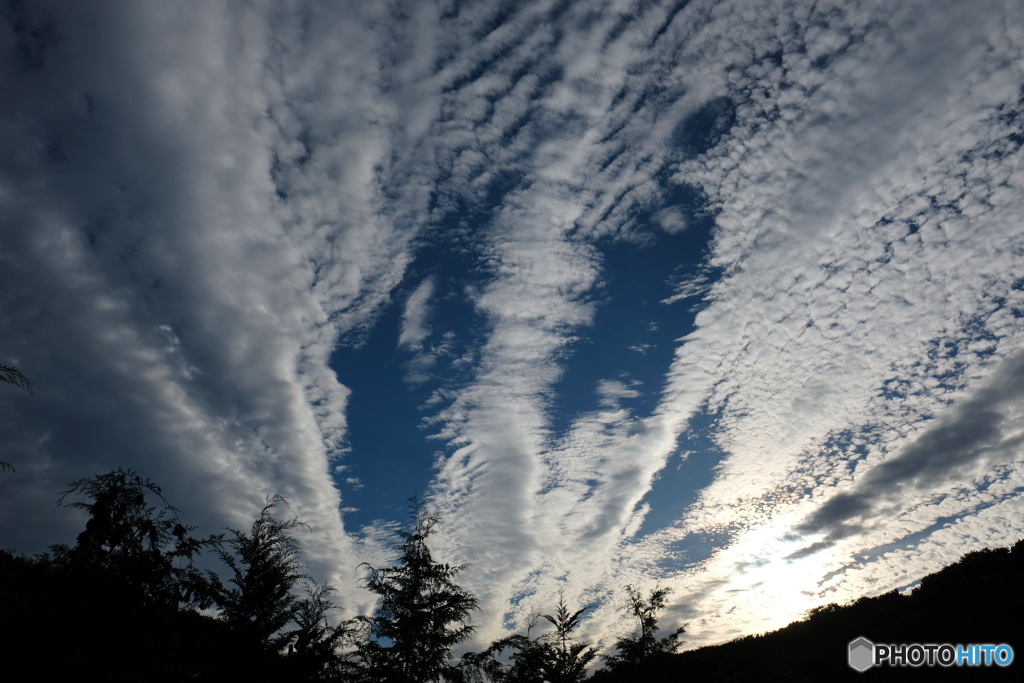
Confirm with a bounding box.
[2,0,1024,653]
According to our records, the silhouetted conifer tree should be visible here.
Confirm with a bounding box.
[460,593,598,683]
[600,584,684,671]
[11,470,228,681]
[53,468,217,608]
[458,614,552,683]
[290,581,358,681]
[539,593,599,683]
[0,469,367,681]
[359,500,478,683]
[210,494,310,651]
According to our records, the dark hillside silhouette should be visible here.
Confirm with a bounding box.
[591,539,1024,682]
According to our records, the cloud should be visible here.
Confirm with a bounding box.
[661,273,711,305]
[653,206,688,234]
[398,278,464,385]
[4,0,1024,655]
[596,379,641,407]
[0,0,422,615]
[405,0,1024,648]
[791,350,1024,556]
[628,343,654,354]
[399,277,435,350]
[636,0,1024,642]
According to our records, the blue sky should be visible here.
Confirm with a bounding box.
[3,0,1024,653]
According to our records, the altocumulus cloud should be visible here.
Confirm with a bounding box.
[2,0,1024,653]
[0,0,414,612]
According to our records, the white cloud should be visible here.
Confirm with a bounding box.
[642,0,1024,644]
[4,0,1024,656]
[661,273,711,305]
[399,276,435,349]
[420,0,1024,649]
[628,343,654,354]
[654,206,688,234]
[365,0,1024,651]
[596,379,641,407]
[0,0,422,615]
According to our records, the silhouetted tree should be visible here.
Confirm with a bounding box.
[1,363,31,472]
[539,593,599,683]
[459,593,598,683]
[359,500,479,683]
[291,581,357,681]
[0,363,32,393]
[1,469,373,681]
[600,584,684,671]
[209,494,310,651]
[14,470,228,681]
[53,468,217,608]
[458,614,552,683]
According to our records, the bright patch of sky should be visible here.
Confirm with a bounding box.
[3,0,1024,655]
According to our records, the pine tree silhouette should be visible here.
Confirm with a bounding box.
[359,499,478,683]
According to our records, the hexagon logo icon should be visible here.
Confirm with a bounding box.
[849,637,875,672]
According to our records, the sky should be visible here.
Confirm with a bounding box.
[2,0,1024,654]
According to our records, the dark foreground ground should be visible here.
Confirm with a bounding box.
[592,539,1023,682]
